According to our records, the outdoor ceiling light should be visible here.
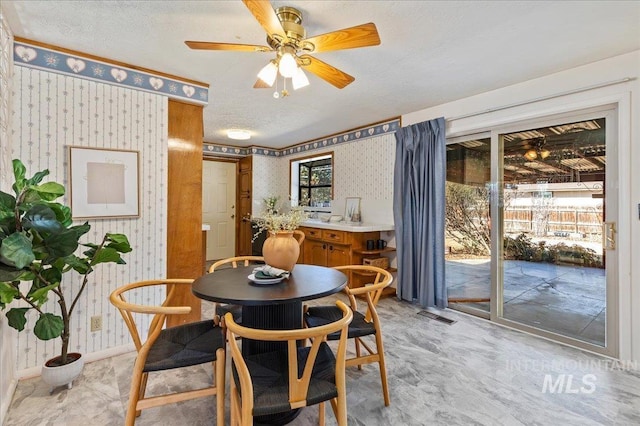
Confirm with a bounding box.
[523,137,550,161]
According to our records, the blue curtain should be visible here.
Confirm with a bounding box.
[393,117,447,308]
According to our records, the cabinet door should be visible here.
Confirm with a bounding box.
[327,243,351,267]
[305,240,328,266]
[237,156,252,256]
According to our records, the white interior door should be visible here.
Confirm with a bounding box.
[203,160,236,261]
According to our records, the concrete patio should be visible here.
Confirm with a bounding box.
[446,259,606,346]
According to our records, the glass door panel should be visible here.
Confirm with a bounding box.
[445,136,492,314]
[497,116,612,349]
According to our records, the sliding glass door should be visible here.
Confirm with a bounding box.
[446,107,618,356]
[445,134,492,316]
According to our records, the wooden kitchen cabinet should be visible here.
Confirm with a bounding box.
[303,239,350,266]
[298,226,395,297]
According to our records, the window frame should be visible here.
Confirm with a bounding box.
[289,152,334,210]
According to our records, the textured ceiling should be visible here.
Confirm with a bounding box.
[3,1,639,149]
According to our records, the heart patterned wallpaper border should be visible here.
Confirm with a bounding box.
[13,40,208,106]
[203,118,400,158]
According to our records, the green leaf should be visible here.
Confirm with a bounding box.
[0,264,24,282]
[63,254,90,275]
[33,313,64,340]
[0,191,16,213]
[90,247,121,266]
[0,233,35,269]
[33,182,65,202]
[26,169,50,186]
[0,282,20,304]
[69,222,91,239]
[48,203,72,227]
[105,233,132,254]
[106,233,129,244]
[37,266,62,287]
[43,228,81,259]
[22,204,64,234]
[82,243,98,259]
[29,282,59,306]
[6,308,29,331]
[12,160,27,194]
[20,188,45,205]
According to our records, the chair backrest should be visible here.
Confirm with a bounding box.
[109,279,194,352]
[208,256,264,273]
[225,301,353,411]
[333,265,393,322]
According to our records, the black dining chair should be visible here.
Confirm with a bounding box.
[304,265,393,406]
[225,301,353,426]
[110,279,226,426]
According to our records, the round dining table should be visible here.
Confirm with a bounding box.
[192,263,347,355]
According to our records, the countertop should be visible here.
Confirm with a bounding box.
[299,220,394,232]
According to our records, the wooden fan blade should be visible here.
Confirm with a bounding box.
[185,41,271,52]
[242,0,286,40]
[303,23,380,53]
[253,78,272,88]
[299,55,354,89]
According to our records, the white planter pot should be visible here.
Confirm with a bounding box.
[41,352,84,394]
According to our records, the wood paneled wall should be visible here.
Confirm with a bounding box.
[167,100,204,326]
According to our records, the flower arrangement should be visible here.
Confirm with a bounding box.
[263,195,280,214]
[252,196,309,241]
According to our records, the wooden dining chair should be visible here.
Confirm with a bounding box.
[225,301,353,426]
[304,265,393,406]
[109,279,226,426]
[208,256,265,324]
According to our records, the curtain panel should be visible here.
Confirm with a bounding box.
[393,117,447,308]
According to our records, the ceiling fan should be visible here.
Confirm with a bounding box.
[185,0,381,92]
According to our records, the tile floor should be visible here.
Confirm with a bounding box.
[6,294,640,425]
[446,259,606,346]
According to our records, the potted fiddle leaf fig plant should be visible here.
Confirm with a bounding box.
[0,159,131,391]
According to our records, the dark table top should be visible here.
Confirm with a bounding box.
[192,264,347,306]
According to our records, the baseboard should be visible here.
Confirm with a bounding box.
[0,377,18,425]
[16,343,136,380]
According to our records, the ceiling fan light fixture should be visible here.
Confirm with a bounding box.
[524,149,538,161]
[257,60,278,87]
[278,52,298,78]
[540,149,551,159]
[227,129,251,140]
[292,67,310,90]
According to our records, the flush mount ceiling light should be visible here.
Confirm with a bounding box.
[227,129,251,140]
[185,2,381,95]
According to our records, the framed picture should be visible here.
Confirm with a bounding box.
[69,146,140,219]
[344,197,361,223]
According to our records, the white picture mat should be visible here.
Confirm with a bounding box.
[69,146,139,219]
[344,197,361,222]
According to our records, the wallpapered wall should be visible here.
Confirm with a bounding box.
[0,9,15,423]
[10,66,168,373]
[252,134,396,224]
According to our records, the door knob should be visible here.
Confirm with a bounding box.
[231,214,235,219]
